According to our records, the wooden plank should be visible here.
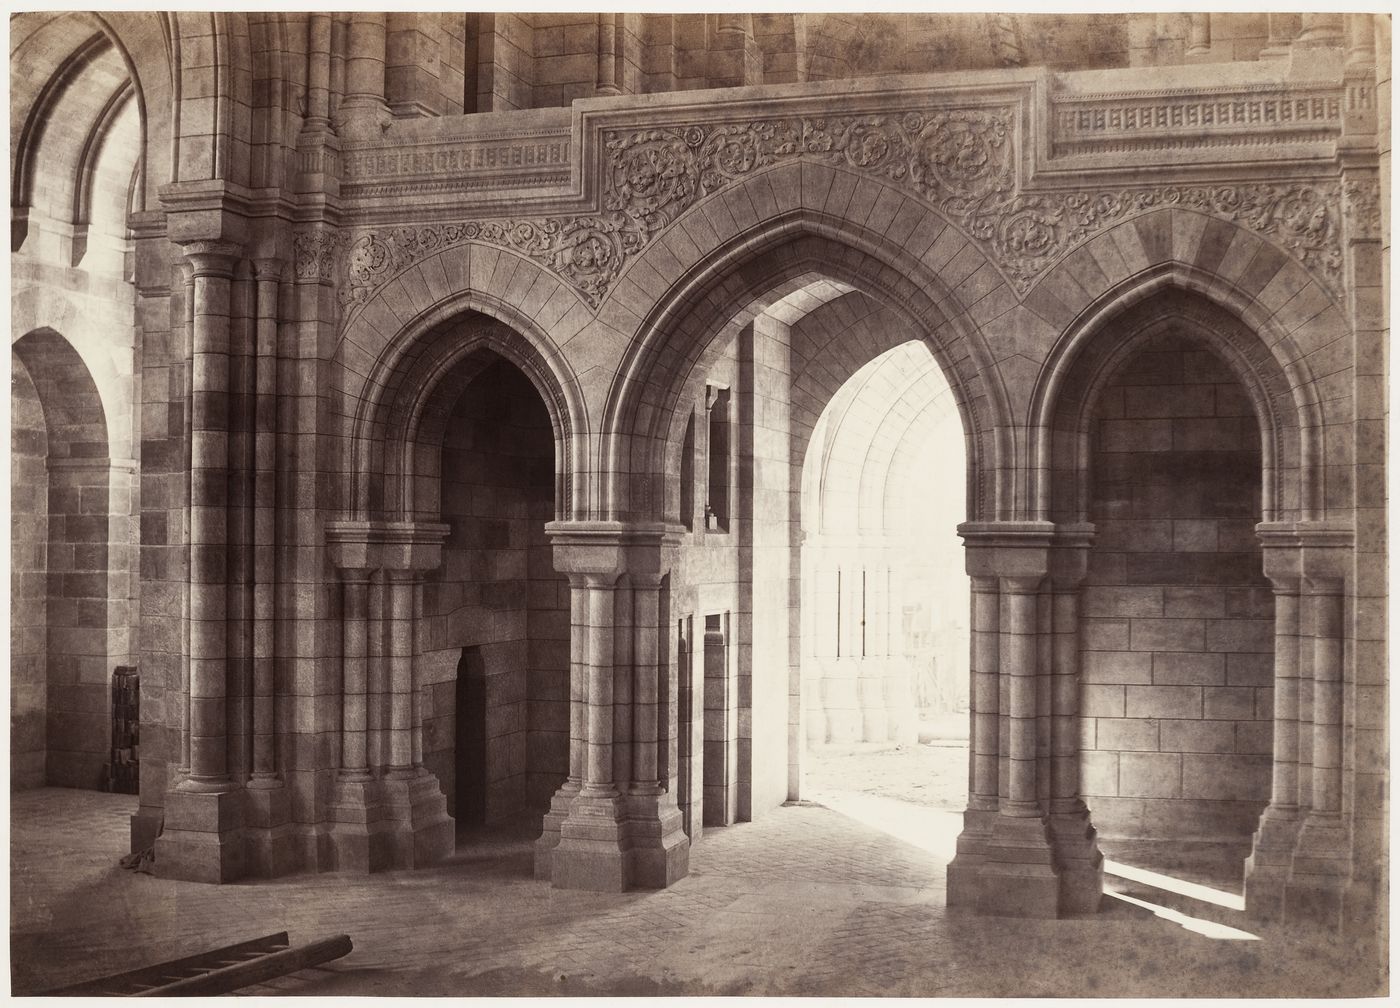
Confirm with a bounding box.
[41,932,290,995]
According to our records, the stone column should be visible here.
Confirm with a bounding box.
[1186,13,1211,57]
[335,12,392,138]
[1260,14,1301,59]
[1295,14,1346,49]
[595,13,620,96]
[1281,522,1353,926]
[155,241,246,884]
[949,522,1073,919]
[242,257,293,877]
[177,260,194,779]
[535,575,587,876]
[304,13,333,129]
[297,13,340,192]
[325,521,452,873]
[544,521,690,892]
[1287,577,1350,923]
[947,572,1001,906]
[626,567,688,886]
[1244,524,1304,920]
[249,258,281,786]
[339,568,375,780]
[1347,13,1376,69]
[384,570,416,776]
[1045,525,1103,914]
[1000,576,1042,818]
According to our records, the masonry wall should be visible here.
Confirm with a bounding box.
[672,341,745,829]
[11,359,49,790]
[1080,332,1273,843]
[420,360,568,822]
[743,317,794,814]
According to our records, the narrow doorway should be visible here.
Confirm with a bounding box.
[454,646,487,826]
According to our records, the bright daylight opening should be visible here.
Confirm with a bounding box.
[799,338,968,855]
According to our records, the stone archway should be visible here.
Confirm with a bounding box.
[325,295,586,875]
[586,184,1014,892]
[11,328,126,791]
[1032,268,1352,924]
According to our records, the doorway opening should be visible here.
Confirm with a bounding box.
[799,339,969,820]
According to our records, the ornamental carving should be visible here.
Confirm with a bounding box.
[319,105,1347,317]
[293,229,338,282]
[1342,178,1381,241]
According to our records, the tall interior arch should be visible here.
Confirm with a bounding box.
[11,11,142,795]
[1040,283,1321,901]
[324,305,577,869]
[604,220,1002,840]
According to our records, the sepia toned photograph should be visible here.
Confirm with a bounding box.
[8,8,1389,997]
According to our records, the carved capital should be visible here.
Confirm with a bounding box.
[180,240,242,279]
[294,228,341,283]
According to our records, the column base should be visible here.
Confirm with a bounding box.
[947,806,997,911]
[1048,805,1104,915]
[625,791,690,889]
[551,792,629,892]
[243,782,299,878]
[1244,806,1302,922]
[534,780,581,880]
[154,787,246,883]
[326,770,454,873]
[1284,814,1351,928]
[130,804,164,852]
[385,770,455,868]
[976,813,1061,918]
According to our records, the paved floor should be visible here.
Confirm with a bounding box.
[9,777,1384,998]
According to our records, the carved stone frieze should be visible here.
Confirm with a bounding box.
[318,105,1347,320]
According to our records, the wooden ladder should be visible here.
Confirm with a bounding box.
[41,932,353,996]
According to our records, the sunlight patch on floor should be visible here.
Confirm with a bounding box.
[1103,859,1246,911]
[805,786,961,862]
[1105,890,1259,941]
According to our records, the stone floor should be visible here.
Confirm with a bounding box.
[9,775,1385,997]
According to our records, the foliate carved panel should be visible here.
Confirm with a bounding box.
[316,104,1347,321]
[1342,178,1381,241]
[293,228,339,283]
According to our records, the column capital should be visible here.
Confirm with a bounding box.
[546,520,681,577]
[325,519,450,573]
[1049,522,1095,589]
[1256,520,1303,583]
[253,257,286,282]
[180,241,242,278]
[959,520,1054,580]
[1000,574,1046,595]
[159,178,252,247]
[1298,519,1354,581]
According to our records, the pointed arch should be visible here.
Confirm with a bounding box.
[599,174,1015,526]
[1029,263,1327,525]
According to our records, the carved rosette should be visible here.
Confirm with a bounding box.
[327,104,1347,320]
